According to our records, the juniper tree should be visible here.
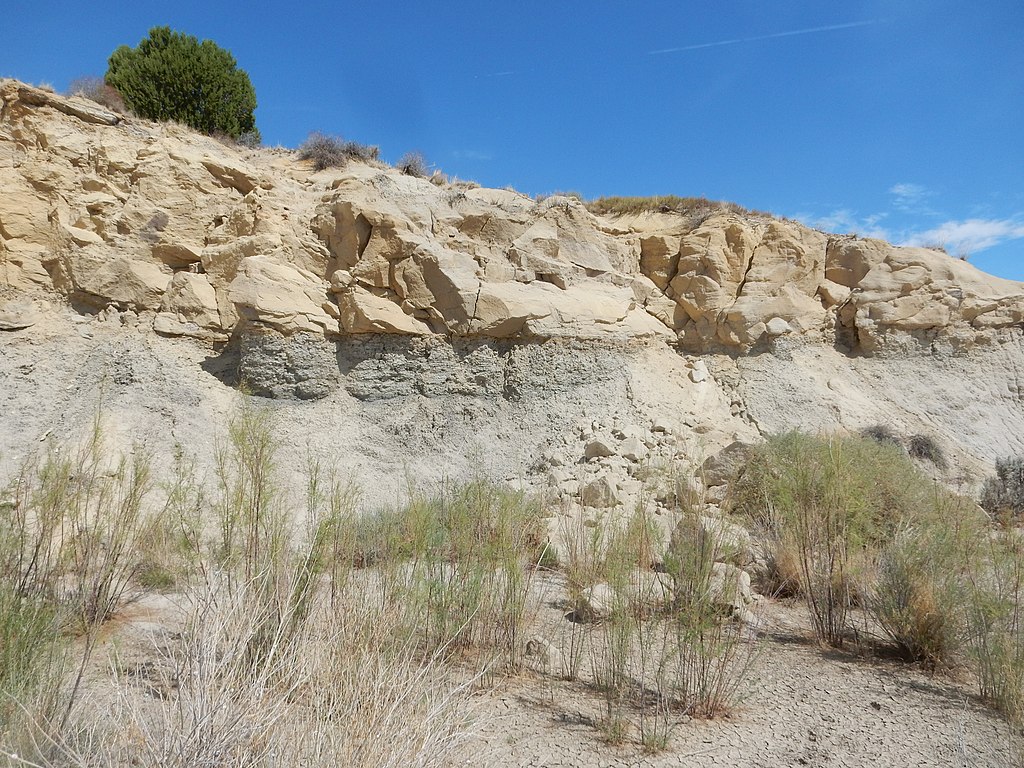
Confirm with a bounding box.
[105,26,259,141]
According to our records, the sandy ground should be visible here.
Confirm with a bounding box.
[458,575,1013,768]
[71,575,1014,768]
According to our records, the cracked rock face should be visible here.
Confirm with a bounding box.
[3,77,1021,382]
[1,78,1023,492]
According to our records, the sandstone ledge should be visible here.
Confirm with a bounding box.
[2,78,1022,391]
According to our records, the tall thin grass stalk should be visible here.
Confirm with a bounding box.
[967,528,1024,723]
[0,416,159,756]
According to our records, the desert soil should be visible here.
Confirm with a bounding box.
[81,575,1013,768]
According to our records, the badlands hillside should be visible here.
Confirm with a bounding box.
[2,78,1023,500]
[1,79,1023,766]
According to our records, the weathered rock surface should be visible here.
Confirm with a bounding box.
[4,78,1021,386]
[1,78,1023,509]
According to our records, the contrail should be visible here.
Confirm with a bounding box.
[649,20,877,55]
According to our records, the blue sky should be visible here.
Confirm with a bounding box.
[4,1,1023,280]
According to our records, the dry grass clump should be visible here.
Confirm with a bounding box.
[556,496,758,752]
[860,428,948,470]
[0,405,485,767]
[396,151,429,178]
[66,76,126,113]
[299,131,380,171]
[967,531,1024,725]
[860,423,904,449]
[0,416,161,758]
[907,434,947,468]
[586,195,772,224]
[103,405,481,767]
[867,508,978,669]
[730,429,1024,732]
[89,575,478,768]
[351,480,547,671]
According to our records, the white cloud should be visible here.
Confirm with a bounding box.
[887,182,936,214]
[888,182,926,198]
[902,218,1024,254]
[888,182,926,201]
[799,208,890,240]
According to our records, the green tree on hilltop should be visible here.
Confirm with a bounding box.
[105,26,259,141]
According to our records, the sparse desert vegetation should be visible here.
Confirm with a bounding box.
[396,151,429,178]
[1,413,1021,766]
[731,431,1024,739]
[585,195,773,223]
[65,76,125,114]
[298,131,381,170]
[982,455,1024,520]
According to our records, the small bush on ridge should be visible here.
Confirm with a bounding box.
[299,132,380,171]
[396,151,429,178]
[106,26,259,140]
[67,75,126,113]
[585,196,775,230]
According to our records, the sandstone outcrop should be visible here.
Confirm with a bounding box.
[1,82,1023,579]
[3,78,1021,390]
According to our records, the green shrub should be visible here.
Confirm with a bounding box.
[967,532,1024,723]
[981,456,1024,519]
[352,480,545,669]
[557,501,757,749]
[732,432,946,647]
[0,418,160,754]
[866,503,980,669]
[0,586,66,735]
[105,26,259,140]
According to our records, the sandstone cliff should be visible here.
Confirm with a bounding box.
[2,79,1022,504]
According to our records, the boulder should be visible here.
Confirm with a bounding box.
[580,475,622,508]
[158,272,221,329]
[337,286,432,335]
[700,441,756,488]
[689,359,710,383]
[624,569,675,611]
[0,300,38,331]
[66,253,170,311]
[698,515,755,566]
[708,562,755,611]
[524,636,565,674]
[619,436,649,463]
[584,436,617,459]
[228,257,336,334]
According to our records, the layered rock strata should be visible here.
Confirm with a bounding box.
[4,79,1022,405]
